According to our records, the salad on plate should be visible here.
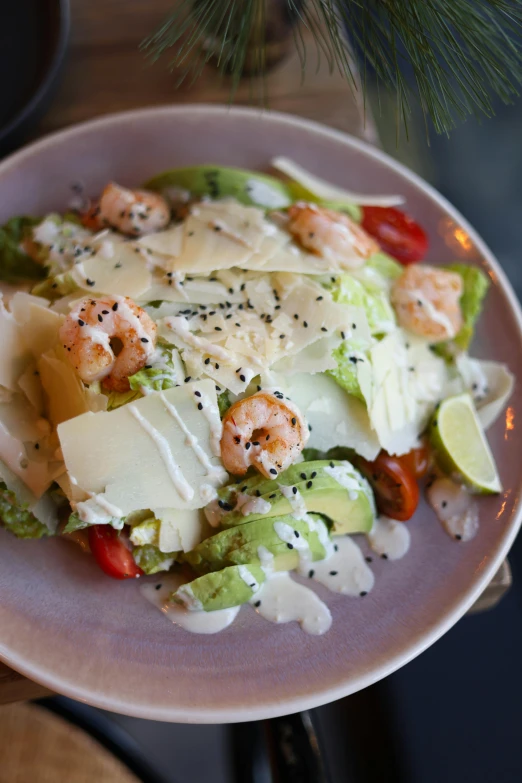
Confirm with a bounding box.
[0,158,514,636]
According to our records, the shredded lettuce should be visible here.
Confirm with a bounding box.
[332,274,396,335]
[218,391,231,418]
[133,544,177,575]
[327,338,369,402]
[365,252,403,282]
[0,216,47,283]
[63,512,88,533]
[128,340,180,394]
[447,264,489,351]
[0,482,51,539]
[103,389,142,411]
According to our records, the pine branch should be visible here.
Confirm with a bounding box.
[141,0,522,135]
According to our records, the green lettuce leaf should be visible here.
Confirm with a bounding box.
[327,338,369,402]
[217,391,231,418]
[316,200,362,222]
[0,482,51,539]
[332,273,396,335]
[447,264,489,351]
[133,544,177,575]
[0,216,47,283]
[63,512,88,533]
[31,271,79,300]
[103,389,142,411]
[365,252,403,281]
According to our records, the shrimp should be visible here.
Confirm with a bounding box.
[80,182,170,236]
[391,264,463,341]
[59,296,157,392]
[286,202,379,268]
[220,390,309,478]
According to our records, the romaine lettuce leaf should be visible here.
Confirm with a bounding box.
[327,338,369,402]
[128,340,182,394]
[447,264,489,351]
[0,216,46,283]
[133,544,177,575]
[332,274,396,335]
[0,481,51,538]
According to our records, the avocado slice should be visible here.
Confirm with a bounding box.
[214,460,376,535]
[144,165,292,209]
[184,513,330,575]
[171,564,266,612]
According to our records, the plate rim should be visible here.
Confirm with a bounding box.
[1,103,521,723]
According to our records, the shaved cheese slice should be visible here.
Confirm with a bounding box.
[271,334,343,375]
[38,345,107,428]
[137,224,184,257]
[155,507,208,553]
[9,292,50,322]
[57,380,227,518]
[0,297,29,391]
[0,458,59,532]
[17,363,44,414]
[170,216,254,273]
[17,303,64,360]
[271,157,405,207]
[285,372,380,461]
[368,331,447,455]
[71,243,152,298]
[0,394,57,497]
[191,201,267,251]
[456,357,514,431]
[139,272,246,305]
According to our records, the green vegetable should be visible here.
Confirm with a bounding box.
[103,389,142,411]
[144,165,292,209]
[0,216,46,283]
[327,338,369,402]
[128,340,179,394]
[447,264,489,352]
[0,482,50,539]
[63,512,88,533]
[315,200,362,222]
[31,271,79,300]
[217,391,231,418]
[365,252,403,281]
[133,544,177,575]
[332,273,396,335]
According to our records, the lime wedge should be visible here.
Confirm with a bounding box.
[429,393,502,494]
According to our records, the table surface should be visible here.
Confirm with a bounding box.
[0,0,510,704]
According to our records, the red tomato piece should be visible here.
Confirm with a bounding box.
[397,441,431,479]
[88,525,143,580]
[357,451,419,522]
[361,206,428,264]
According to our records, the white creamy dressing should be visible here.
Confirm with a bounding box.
[367,516,411,560]
[158,391,226,481]
[278,484,308,519]
[426,477,479,541]
[235,493,272,517]
[204,498,227,527]
[305,536,375,596]
[323,464,362,501]
[164,316,238,363]
[245,179,290,209]
[128,404,194,501]
[193,383,223,457]
[406,289,456,338]
[250,572,332,635]
[141,575,240,634]
[237,565,262,593]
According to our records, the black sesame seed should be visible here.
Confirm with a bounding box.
[329,461,335,468]
[194,390,202,397]
[98,314,103,323]
[455,534,462,540]
[365,556,373,563]
[334,544,338,552]
[155,584,162,591]
[240,374,246,382]
[266,434,270,441]
[269,492,276,498]
[86,278,95,286]
[214,225,222,232]
[144,365,152,369]
[306,480,312,489]
[287,543,294,550]
[215,363,220,370]
[184,376,191,383]
[141,337,149,343]
[245,443,251,451]
[316,295,323,301]
[255,490,261,497]
[112,302,119,312]
[102,309,109,315]
[292,486,297,495]
[252,441,260,447]
[341,331,346,339]
[294,313,299,320]
[321,327,328,332]
[279,334,285,339]
[300,473,307,480]
[303,321,308,328]
[441,500,447,508]
[78,319,85,326]
[329,570,338,576]
[254,600,261,607]
[269,468,277,476]
[234,436,241,445]
[198,402,203,411]
[381,553,388,560]
[311,471,317,479]
[204,357,210,365]
[294,530,300,538]
[34,443,40,450]
[308,569,315,578]
[360,591,368,597]
[215,326,222,332]
[352,323,357,329]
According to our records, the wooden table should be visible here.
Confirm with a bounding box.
[1,0,511,705]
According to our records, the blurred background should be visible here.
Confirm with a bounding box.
[1,0,522,781]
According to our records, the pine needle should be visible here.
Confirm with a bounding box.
[141,0,522,135]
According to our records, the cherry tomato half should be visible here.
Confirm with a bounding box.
[357,451,419,522]
[361,207,428,264]
[88,525,143,579]
[397,440,431,479]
